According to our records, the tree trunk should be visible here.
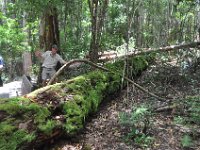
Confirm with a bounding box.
[39,6,60,51]
[88,0,109,62]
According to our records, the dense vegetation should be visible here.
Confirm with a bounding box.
[0,0,199,81]
[0,0,200,149]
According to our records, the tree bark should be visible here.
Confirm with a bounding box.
[39,6,60,51]
[88,0,109,62]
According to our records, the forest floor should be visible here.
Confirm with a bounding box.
[48,57,200,150]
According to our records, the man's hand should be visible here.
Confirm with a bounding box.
[35,50,42,57]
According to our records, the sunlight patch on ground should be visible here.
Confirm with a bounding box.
[0,81,22,98]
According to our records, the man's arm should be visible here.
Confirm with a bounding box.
[35,50,44,61]
[57,54,67,64]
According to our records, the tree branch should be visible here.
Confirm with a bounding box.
[130,42,200,56]
[47,59,167,101]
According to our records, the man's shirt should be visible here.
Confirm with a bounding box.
[41,51,65,68]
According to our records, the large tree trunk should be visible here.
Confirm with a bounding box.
[88,0,109,62]
[39,6,60,51]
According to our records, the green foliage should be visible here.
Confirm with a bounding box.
[172,96,200,148]
[120,106,151,130]
[0,129,36,150]
[131,56,148,76]
[0,97,51,149]
[134,134,154,148]
[0,13,27,57]
[119,105,153,148]
[186,97,200,125]
[176,96,200,125]
[181,134,193,148]
[0,122,15,135]
[38,120,57,135]
[173,116,186,124]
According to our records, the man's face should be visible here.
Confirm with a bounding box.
[52,48,58,55]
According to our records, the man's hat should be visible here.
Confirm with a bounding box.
[52,44,58,49]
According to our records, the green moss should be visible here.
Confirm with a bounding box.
[74,95,91,115]
[22,132,36,143]
[127,55,148,76]
[33,106,51,124]
[38,120,57,135]
[0,122,15,135]
[0,129,36,150]
[63,101,83,117]
[63,116,84,134]
[0,99,51,149]
[87,89,102,112]
[62,101,85,133]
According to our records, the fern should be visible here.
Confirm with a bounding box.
[181,134,193,148]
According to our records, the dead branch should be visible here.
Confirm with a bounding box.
[48,59,167,101]
[47,59,109,85]
[174,124,200,134]
[154,105,177,112]
[123,42,200,58]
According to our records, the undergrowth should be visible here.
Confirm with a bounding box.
[173,96,200,148]
[119,105,154,148]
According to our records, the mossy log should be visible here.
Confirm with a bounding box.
[0,55,154,150]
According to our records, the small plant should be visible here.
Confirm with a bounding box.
[119,105,154,148]
[176,96,200,125]
[173,116,186,124]
[31,64,40,75]
[181,134,193,148]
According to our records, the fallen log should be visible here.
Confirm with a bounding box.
[0,54,154,149]
[124,41,200,58]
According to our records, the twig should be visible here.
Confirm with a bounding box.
[174,124,200,134]
[154,105,177,112]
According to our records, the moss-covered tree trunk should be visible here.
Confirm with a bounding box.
[0,55,154,150]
